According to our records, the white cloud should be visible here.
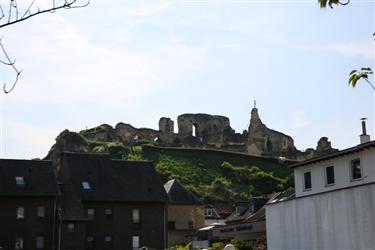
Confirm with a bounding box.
[4,12,208,107]
[294,42,374,60]
[292,110,311,129]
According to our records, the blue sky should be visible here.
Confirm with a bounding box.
[0,0,374,159]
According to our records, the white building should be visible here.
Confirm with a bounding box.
[266,123,375,250]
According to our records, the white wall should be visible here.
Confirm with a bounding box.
[266,183,375,250]
[294,147,375,197]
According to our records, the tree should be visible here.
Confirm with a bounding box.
[0,0,89,93]
[318,0,374,90]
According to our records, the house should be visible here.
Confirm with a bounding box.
[204,205,225,226]
[58,152,168,250]
[0,159,59,250]
[164,179,205,247]
[266,121,375,249]
[212,197,270,242]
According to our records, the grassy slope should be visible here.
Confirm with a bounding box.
[88,141,294,203]
[137,145,293,203]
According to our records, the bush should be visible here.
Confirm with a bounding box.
[231,239,254,250]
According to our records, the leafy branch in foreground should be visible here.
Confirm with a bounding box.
[349,68,374,90]
[318,0,350,8]
[0,0,90,94]
[318,0,374,90]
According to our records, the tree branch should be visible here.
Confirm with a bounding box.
[0,0,90,29]
[0,38,22,94]
[0,0,90,93]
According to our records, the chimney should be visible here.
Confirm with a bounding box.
[360,118,370,144]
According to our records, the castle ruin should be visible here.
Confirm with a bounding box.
[79,108,337,160]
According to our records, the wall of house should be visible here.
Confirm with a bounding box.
[0,197,56,250]
[167,204,205,246]
[294,147,375,197]
[60,201,166,250]
[266,183,375,250]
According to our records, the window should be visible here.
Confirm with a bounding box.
[204,208,213,216]
[86,236,95,249]
[36,236,44,249]
[168,221,176,230]
[132,236,140,250]
[15,237,23,249]
[81,181,91,190]
[351,158,362,180]
[67,223,75,233]
[132,209,140,223]
[16,207,24,219]
[15,176,25,186]
[87,208,95,220]
[104,235,113,249]
[304,171,312,190]
[105,208,113,219]
[188,221,194,229]
[326,166,335,185]
[37,206,45,217]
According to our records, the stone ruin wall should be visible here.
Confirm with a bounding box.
[79,109,338,160]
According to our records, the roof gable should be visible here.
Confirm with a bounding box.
[164,179,202,205]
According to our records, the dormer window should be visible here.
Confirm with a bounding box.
[81,181,91,190]
[235,206,241,215]
[15,176,25,186]
[204,208,213,216]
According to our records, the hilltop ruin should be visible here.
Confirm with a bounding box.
[72,108,337,161]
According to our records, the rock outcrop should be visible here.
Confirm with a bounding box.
[45,130,90,172]
[47,108,337,161]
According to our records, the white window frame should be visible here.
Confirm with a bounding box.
[204,208,213,216]
[15,237,23,249]
[87,208,95,220]
[350,158,362,181]
[16,207,25,219]
[132,235,140,250]
[67,223,75,233]
[132,208,140,223]
[81,181,91,190]
[15,176,25,186]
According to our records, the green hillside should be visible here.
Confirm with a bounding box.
[90,142,294,203]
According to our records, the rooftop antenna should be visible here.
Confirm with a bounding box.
[254,99,257,109]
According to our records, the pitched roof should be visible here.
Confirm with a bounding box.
[60,152,167,202]
[0,159,58,197]
[164,179,203,205]
[289,140,375,169]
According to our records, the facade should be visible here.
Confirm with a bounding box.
[164,179,205,247]
[0,153,168,250]
[212,197,270,241]
[0,159,59,250]
[266,138,375,249]
[58,152,168,250]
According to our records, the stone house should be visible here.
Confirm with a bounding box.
[0,159,59,250]
[164,179,205,247]
[266,124,375,249]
